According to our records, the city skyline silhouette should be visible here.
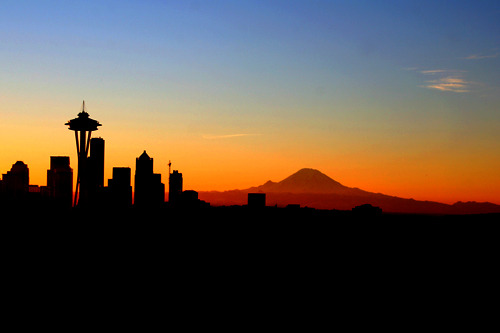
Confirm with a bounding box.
[1,104,499,217]
[1,1,500,210]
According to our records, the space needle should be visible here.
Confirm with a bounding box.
[65,101,101,207]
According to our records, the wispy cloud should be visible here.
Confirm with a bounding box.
[202,133,261,140]
[419,69,466,75]
[420,69,449,74]
[464,53,498,60]
[412,69,472,93]
[423,76,470,93]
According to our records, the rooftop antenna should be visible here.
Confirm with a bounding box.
[168,160,172,175]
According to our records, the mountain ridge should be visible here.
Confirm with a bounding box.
[197,168,500,214]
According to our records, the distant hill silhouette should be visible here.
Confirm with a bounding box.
[198,168,500,214]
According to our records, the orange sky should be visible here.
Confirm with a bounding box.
[1,98,499,205]
[1,2,500,205]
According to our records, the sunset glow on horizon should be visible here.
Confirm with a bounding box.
[1,1,499,205]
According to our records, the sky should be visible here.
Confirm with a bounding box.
[1,0,499,204]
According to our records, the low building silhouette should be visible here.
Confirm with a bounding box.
[352,204,382,215]
[108,167,132,208]
[180,190,198,208]
[175,190,209,209]
[248,193,266,208]
[2,161,30,200]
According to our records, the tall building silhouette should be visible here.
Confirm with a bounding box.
[108,167,132,207]
[169,170,183,205]
[88,137,105,190]
[134,151,164,207]
[47,156,73,208]
[65,101,101,207]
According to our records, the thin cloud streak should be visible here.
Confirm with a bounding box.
[420,69,466,75]
[202,133,262,140]
[464,53,499,60]
[420,69,448,74]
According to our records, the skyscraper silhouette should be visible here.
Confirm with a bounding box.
[88,137,105,189]
[134,151,164,207]
[47,156,73,209]
[87,137,105,206]
[169,170,183,205]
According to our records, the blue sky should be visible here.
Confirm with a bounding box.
[1,0,499,201]
[2,1,498,99]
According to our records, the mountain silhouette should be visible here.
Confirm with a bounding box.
[248,168,350,194]
[198,168,500,214]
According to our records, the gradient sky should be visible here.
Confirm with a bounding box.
[1,0,499,204]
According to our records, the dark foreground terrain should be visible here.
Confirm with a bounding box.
[2,202,497,322]
[3,204,498,244]
[4,203,500,222]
